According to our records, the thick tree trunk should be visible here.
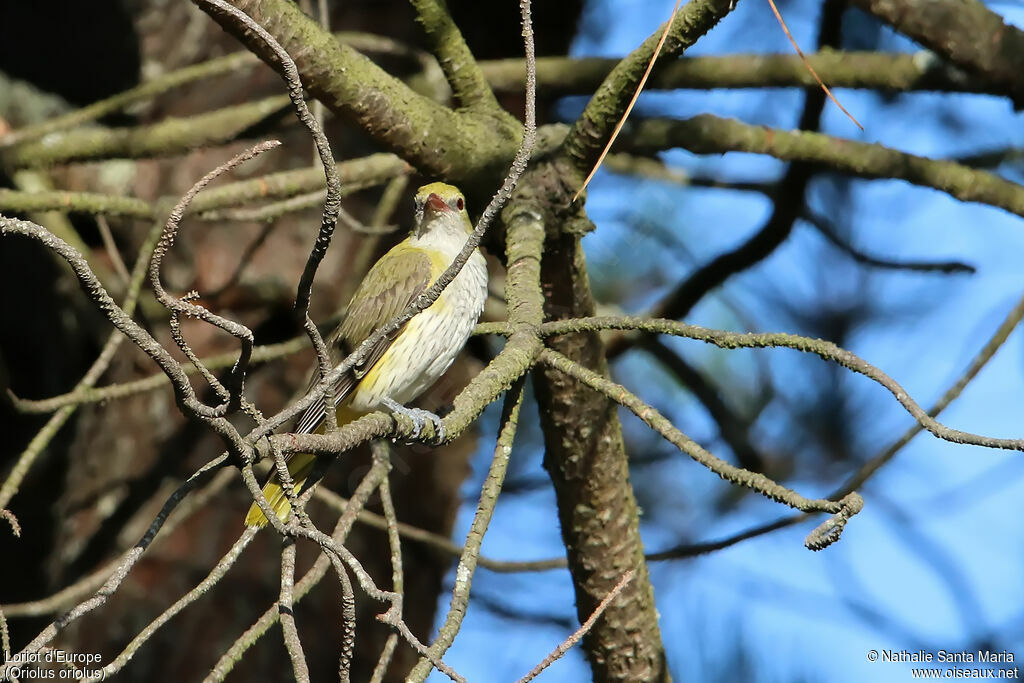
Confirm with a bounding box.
[530,176,669,682]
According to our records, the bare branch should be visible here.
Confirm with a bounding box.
[279,539,311,683]
[3,96,288,168]
[850,0,1024,107]
[621,116,1024,220]
[543,316,1024,454]
[148,140,279,419]
[409,379,526,680]
[517,570,636,683]
[103,529,257,676]
[539,347,857,516]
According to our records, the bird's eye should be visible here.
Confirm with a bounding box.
[456,197,464,210]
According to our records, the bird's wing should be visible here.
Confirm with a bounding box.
[293,246,433,435]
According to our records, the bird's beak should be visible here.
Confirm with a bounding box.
[426,193,448,212]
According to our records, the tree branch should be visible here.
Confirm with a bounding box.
[621,115,1024,219]
[480,50,983,96]
[410,0,501,112]
[193,0,521,180]
[544,316,1024,454]
[3,96,289,168]
[562,0,737,175]
[850,0,1024,107]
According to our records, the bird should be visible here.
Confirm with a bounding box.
[245,182,488,528]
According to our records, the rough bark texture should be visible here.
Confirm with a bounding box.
[195,0,523,181]
[851,0,1024,107]
[525,164,669,683]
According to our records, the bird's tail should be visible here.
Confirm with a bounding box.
[244,452,318,528]
[244,405,364,528]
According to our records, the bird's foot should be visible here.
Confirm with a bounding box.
[382,397,446,445]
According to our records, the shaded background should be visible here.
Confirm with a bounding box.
[1,0,1022,681]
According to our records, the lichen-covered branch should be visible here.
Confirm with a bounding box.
[410,0,501,112]
[837,289,1024,495]
[540,315,1024,454]
[513,167,668,680]
[0,188,154,219]
[481,51,983,96]
[0,153,408,221]
[622,115,1024,219]
[193,0,521,180]
[850,0,1024,107]
[3,96,289,168]
[538,347,860,518]
[190,152,409,211]
[562,0,737,174]
[0,51,262,149]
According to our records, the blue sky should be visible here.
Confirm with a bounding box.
[429,1,1024,680]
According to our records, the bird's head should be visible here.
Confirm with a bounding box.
[413,182,470,237]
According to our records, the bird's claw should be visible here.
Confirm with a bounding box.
[382,398,446,445]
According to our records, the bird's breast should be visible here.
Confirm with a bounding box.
[347,248,487,411]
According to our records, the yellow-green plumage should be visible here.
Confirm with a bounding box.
[243,453,316,527]
[245,183,487,528]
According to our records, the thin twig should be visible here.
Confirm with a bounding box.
[0,509,19,538]
[540,316,1024,453]
[335,555,356,683]
[516,570,636,683]
[314,488,566,573]
[409,381,525,680]
[539,347,861,519]
[95,215,131,284]
[0,214,165,513]
[766,0,863,129]
[368,636,399,683]
[102,528,256,675]
[572,0,681,202]
[836,290,1024,495]
[0,606,10,662]
[279,539,311,683]
[2,468,235,618]
[1,457,224,670]
[148,140,279,420]
[8,337,307,414]
[198,0,344,436]
[368,441,401,682]
[205,458,390,681]
[804,208,974,274]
